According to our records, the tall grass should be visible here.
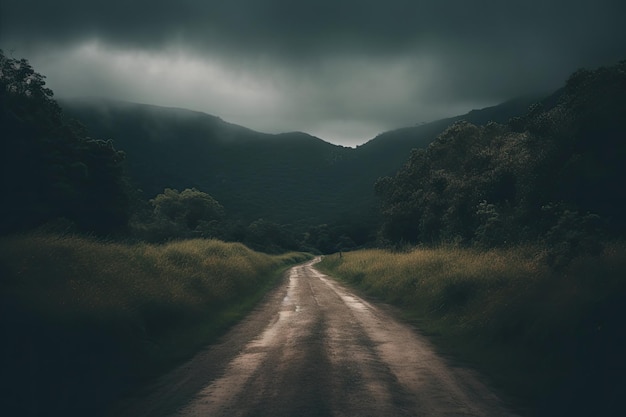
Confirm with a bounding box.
[319,244,626,416]
[0,233,310,417]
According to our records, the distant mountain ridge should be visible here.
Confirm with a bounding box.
[59,95,543,239]
[60,98,357,228]
[354,95,547,176]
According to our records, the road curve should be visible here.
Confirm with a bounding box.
[112,258,518,417]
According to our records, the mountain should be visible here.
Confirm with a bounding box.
[355,95,546,175]
[374,61,626,246]
[59,96,541,239]
[60,99,359,228]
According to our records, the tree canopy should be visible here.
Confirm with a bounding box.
[376,60,626,253]
[152,187,224,229]
[0,50,130,235]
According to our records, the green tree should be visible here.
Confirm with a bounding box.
[375,61,626,248]
[151,188,224,229]
[132,187,221,242]
[1,50,130,235]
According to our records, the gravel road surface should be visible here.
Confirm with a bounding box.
[111,258,518,417]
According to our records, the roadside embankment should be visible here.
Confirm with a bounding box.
[0,233,311,417]
[318,244,626,417]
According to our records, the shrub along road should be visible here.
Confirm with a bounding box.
[111,258,518,417]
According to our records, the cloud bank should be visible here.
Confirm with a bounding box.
[2,0,625,146]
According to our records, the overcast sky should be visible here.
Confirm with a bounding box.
[1,1,625,146]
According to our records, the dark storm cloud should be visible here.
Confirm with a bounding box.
[4,1,624,56]
[2,0,625,145]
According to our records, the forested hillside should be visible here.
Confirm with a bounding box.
[354,95,543,176]
[60,100,356,222]
[376,61,626,260]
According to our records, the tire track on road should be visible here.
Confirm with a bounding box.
[112,258,519,417]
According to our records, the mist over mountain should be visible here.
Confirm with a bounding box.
[60,99,355,227]
[4,0,624,146]
[59,95,539,241]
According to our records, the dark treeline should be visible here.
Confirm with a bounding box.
[0,51,129,236]
[376,61,626,264]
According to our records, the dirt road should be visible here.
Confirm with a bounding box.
[112,258,518,417]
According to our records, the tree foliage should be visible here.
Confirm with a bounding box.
[376,60,626,255]
[132,188,225,241]
[151,188,224,229]
[0,50,130,235]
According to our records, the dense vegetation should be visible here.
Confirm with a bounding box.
[0,233,310,417]
[318,246,626,417]
[376,61,626,258]
[0,51,130,236]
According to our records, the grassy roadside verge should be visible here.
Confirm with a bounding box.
[318,244,626,417]
[0,233,311,417]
